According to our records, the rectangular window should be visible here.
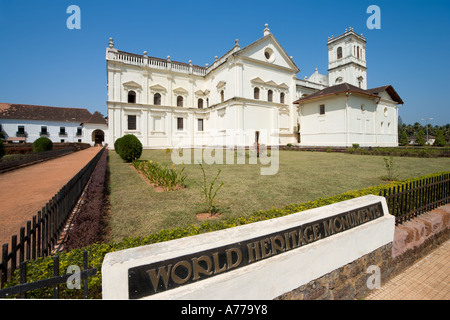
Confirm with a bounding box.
[198,119,204,132]
[177,117,184,131]
[59,127,66,135]
[17,126,25,134]
[76,127,82,136]
[128,115,137,130]
[41,126,48,134]
[319,104,325,115]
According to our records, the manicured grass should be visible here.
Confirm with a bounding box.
[107,149,450,242]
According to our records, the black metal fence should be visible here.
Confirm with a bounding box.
[0,147,105,287]
[379,173,450,224]
[0,251,96,298]
[0,147,75,174]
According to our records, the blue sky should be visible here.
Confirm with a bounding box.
[0,0,449,126]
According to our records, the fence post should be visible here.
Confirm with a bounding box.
[32,216,36,260]
[26,221,31,261]
[1,244,8,287]
[19,227,25,266]
[53,255,59,299]
[11,235,17,278]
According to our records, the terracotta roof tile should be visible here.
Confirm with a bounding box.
[294,83,403,105]
[83,111,107,125]
[0,103,93,123]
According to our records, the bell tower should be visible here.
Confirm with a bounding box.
[327,28,367,89]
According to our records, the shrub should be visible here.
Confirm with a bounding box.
[117,134,142,162]
[195,163,224,215]
[33,137,53,153]
[114,137,123,154]
[382,156,396,181]
[133,160,186,191]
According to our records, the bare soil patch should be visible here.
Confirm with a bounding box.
[196,212,222,220]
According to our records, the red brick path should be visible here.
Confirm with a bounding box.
[0,147,102,247]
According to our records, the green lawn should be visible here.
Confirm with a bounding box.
[107,149,450,242]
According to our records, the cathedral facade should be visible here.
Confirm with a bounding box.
[106,25,403,149]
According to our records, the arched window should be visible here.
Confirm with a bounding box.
[254,87,260,100]
[357,46,360,59]
[268,90,273,102]
[206,98,209,108]
[177,96,183,107]
[198,98,203,109]
[153,93,161,105]
[128,91,136,103]
[337,47,343,59]
[280,92,285,104]
[220,90,224,103]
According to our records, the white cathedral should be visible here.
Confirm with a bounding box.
[106,25,403,149]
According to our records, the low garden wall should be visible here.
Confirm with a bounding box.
[276,204,449,300]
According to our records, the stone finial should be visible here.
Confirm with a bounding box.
[108,37,114,48]
[205,63,209,67]
[215,56,218,61]
[264,23,270,36]
[189,60,192,66]
[167,55,171,61]
[143,51,147,57]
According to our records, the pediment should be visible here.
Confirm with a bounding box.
[236,34,299,73]
[251,77,266,85]
[150,84,167,92]
[277,83,289,90]
[216,81,226,89]
[265,80,278,87]
[195,89,210,96]
[173,87,188,95]
[123,81,142,89]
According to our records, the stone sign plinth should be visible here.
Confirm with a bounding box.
[102,195,395,299]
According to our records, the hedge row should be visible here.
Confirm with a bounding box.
[3,170,449,298]
[64,149,109,250]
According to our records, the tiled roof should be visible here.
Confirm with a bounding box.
[83,111,107,125]
[293,83,403,105]
[293,83,378,104]
[0,103,93,123]
[366,85,404,104]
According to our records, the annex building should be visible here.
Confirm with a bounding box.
[105,25,400,149]
[0,103,108,146]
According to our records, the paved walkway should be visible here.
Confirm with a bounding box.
[0,147,102,247]
[366,239,449,300]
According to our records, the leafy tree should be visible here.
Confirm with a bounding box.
[399,130,408,146]
[416,129,425,146]
[434,129,446,147]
